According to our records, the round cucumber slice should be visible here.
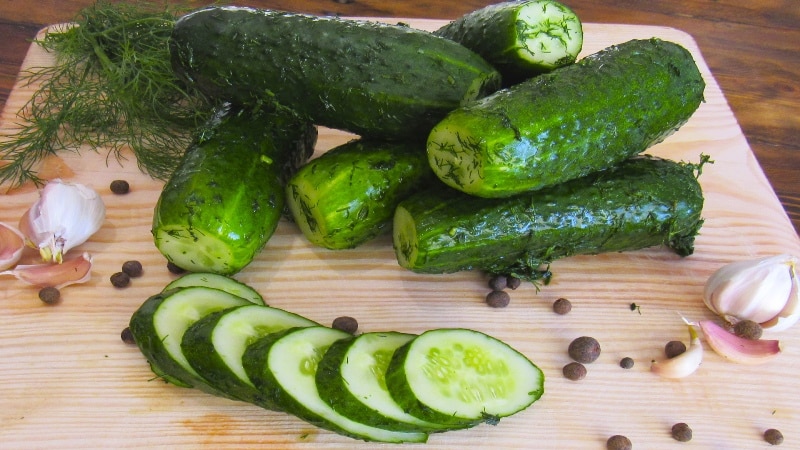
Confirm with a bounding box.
[164,272,265,305]
[385,328,544,428]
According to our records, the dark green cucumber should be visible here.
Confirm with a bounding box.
[164,273,265,305]
[181,304,317,409]
[384,328,544,429]
[285,140,434,249]
[152,105,317,275]
[434,0,583,84]
[393,155,705,280]
[243,326,428,443]
[316,332,447,432]
[170,6,501,140]
[427,38,705,197]
[128,286,252,395]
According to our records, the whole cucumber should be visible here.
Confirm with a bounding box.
[285,139,435,249]
[170,6,501,140]
[152,105,317,275]
[393,155,705,280]
[434,0,583,85]
[427,38,705,197]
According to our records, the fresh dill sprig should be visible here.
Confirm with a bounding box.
[0,0,214,189]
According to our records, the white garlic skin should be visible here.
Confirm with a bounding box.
[19,179,106,263]
[703,254,799,331]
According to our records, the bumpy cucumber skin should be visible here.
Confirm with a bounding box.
[427,38,705,197]
[243,327,428,443]
[180,304,318,410]
[152,106,316,275]
[393,155,704,280]
[170,6,501,140]
[127,287,251,397]
[286,140,435,249]
[434,0,583,84]
[315,332,448,432]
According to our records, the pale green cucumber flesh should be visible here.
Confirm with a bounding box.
[246,326,428,443]
[182,304,317,408]
[317,332,447,432]
[386,328,544,428]
[128,287,251,395]
[164,272,265,305]
[511,0,584,69]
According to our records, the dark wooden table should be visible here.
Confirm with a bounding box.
[1,0,798,234]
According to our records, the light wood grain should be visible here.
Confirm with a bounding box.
[1,20,799,449]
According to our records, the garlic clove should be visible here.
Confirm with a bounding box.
[698,320,781,365]
[0,252,93,288]
[651,325,703,379]
[19,179,105,263]
[759,261,799,332]
[0,222,26,271]
[703,254,799,329]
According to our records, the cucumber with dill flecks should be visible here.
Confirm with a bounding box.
[169,6,501,140]
[393,155,705,281]
[316,332,448,432]
[427,38,705,198]
[152,105,316,275]
[128,286,252,395]
[384,328,544,429]
[285,139,435,249]
[242,326,429,443]
[434,0,583,85]
[181,304,318,409]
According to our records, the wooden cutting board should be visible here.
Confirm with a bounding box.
[1,19,799,449]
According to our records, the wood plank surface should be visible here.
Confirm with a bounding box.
[1,17,800,450]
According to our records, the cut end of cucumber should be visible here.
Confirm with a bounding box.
[392,205,419,269]
[154,226,248,275]
[426,120,485,195]
[515,0,583,71]
[401,328,544,422]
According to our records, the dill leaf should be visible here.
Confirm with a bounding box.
[0,0,213,189]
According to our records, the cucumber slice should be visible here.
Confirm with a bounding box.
[181,304,317,408]
[243,326,428,443]
[317,332,448,432]
[128,286,251,396]
[164,272,265,305]
[385,328,544,429]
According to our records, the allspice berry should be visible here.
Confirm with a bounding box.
[671,422,692,442]
[552,297,572,315]
[562,362,587,381]
[568,336,601,363]
[332,316,358,334]
[764,428,784,445]
[665,340,687,358]
[606,434,632,450]
[486,290,511,308]
[619,357,634,369]
[38,286,61,305]
[733,319,763,340]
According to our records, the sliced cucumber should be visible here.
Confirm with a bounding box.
[243,326,428,443]
[164,272,265,305]
[128,286,251,396]
[181,304,317,409]
[317,332,448,432]
[385,328,544,429]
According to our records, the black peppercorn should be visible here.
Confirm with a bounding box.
[332,316,358,334]
[121,260,143,278]
[110,271,130,288]
[619,357,634,369]
[486,290,510,308]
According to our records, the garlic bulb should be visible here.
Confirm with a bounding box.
[19,179,105,263]
[703,254,799,332]
[0,222,26,271]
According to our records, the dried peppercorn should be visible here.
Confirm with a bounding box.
[506,276,521,290]
[332,316,358,334]
[733,319,763,340]
[553,297,572,315]
[764,428,784,445]
[110,271,130,288]
[120,327,136,345]
[665,340,687,358]
[671,422,692,442]
[486,290,511,308]
[619,357,634,369]
[109,179,130,195]
[606,434,632,450]
[562,362,586,381]
[488,274,507,291]
[121,260,143,278]
[38,286,61,305]
[568,336,601,363]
